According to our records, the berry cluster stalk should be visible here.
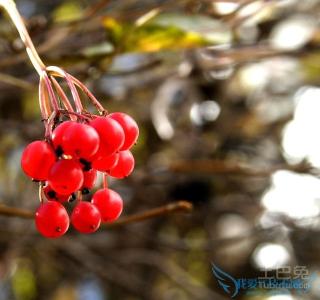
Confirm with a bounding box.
[0,0,45,75]
[0,0,106,124]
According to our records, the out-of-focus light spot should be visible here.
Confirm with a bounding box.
[240,63,269,91]
[190,101,220,125]
[208,66,234,80]
[239,1,264,18]
[310,272,320,296]
[253,243,290,269]
[216,214,251,239]
[270,16,316,50]
[261,170,320,219]
[282,86,320,167]
[266,295,295,300]
[17,1,36,18]
[236,24,259,44]
[78,277,105,300]
[276,0,298,8]
[152,79,188,140]
[178,61,193,77]
[238,1,271,25]
[109,53,155,73]
[213,2,239,15]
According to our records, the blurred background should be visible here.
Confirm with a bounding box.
[0,0,320,299]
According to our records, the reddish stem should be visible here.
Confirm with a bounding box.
[38,77,51,121]
[103,173,108,189]
[68,75,106,114]
[42,73,60,112]
[46,66,83,113]
[58,109,92,121]
[38,183,45,203]
[51,77,77,121]
[45,111,57,139]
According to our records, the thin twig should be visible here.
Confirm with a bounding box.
[0,0,46,75]
[104,201,193,228]
[0,201,193,227]
[0,72,34,90]
[0,204,34,219]
[50,77,77,121]
[169,160,313,176]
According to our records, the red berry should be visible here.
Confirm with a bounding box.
[44,184,70,203]
[82,169,97,190]
[71,202,101,233]
[21,141,56,181]
[52,121,73,152]
[35,201,69,238]
[90,117,125,157]
[109,112,139,150]
[62,122,100,160]
[48,159,84,195]
[92,188,123,222]
[92,152,119,172]
[108,150,134,178]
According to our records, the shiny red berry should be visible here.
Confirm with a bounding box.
[52,121,74,153]
[48,159,84,195]
[92,188,123,222]
[109,112,139,150]
[44,184,70,203]
[82,169,97,190]
[71,202,101,233]
[108,150,134,178]
[35,201,69,238]
[21,140,56,181]
[62,122,100,160]
[90,117,125,157]
[92,152,119,172]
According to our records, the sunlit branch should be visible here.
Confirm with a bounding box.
[0,201,193,227]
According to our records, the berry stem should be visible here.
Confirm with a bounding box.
[45,111,58,139]
[46,66,83,113]
[76,191,82,203]
[0,201,194,226]
[68,75,106,114]
[0,0,45,75]
[42,72,60,113]
[103,173,108,189]
[50,77,77,121]
[38,77,52,121]
[57,109,92,121]
[47,68,106,114]
[38,183,45,203]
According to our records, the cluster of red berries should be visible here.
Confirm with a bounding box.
[21,112,139,238]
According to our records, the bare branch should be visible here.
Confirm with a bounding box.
[0,201,193,227]
[169,160,313,176]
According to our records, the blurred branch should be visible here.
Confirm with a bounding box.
[104,200,193,228]
[82,0,112,19]
[0,0,46,75]
[0,201,193,225]
[169,160,314,176]
[0,72,34,90]
[112,249,221,299]
[0,204,34,219]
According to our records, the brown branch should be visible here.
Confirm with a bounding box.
[169,160,314,176]
[104,200,193,228]
[0,204,34,219]
[0,201,193,226]
[82,0,112,19]
[0,73,34,90]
